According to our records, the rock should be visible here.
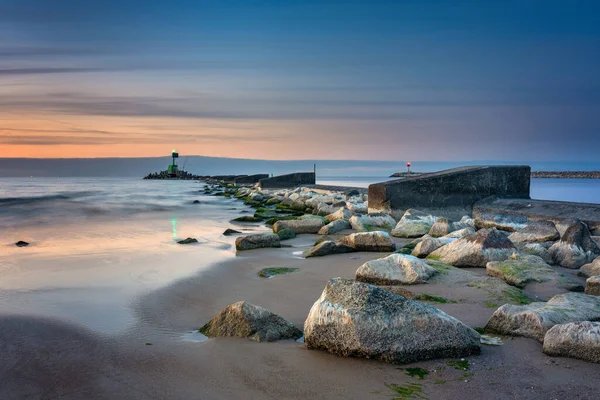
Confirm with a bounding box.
[542,321,600,363]
[346,202,367,214]
[193,200,201,204]
[515,242,553,264]
[276,228,297,241]
[484,292,600,342]
[429,228,517,267]
[549,219,600,269]
[349,213,396,232]
[486,254,555,288]
[345,189,361,198]
[318,219,351,235]
[338,231,396,252]
[223,228,242,236]
[273,219,324,234]
[325,208,353,222]
[460,216,475,228]
[177,238,198,244]
[332,200,347,208]
[442,227,476,239]
[474,211,528,232]
[258,267,299,278]
[391,209,438,238]
[585,276,600,296]
[411,235,455,258]
[303,241,355,258]
[235,233,281,251]
[315,204,343,217]
[303,278,481,363]
[579,257,600,278]
[355,254,437,285]
[290,199,307,211]
[429,218,459,237]
[231,216,262,223]
[15,241,29,247]
[508,221,560,243]
[199,301,302,342]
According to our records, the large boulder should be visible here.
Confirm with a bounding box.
[585,276,600,296]
[391,209,438,238]
[579,257,600,278]
[346,202,368,214]
[549,219,600,269]
[514,242,553,264]
[325,208,353,222]
[235,233,281,251]
[304,278,481,364]
[355,254,437,285]
[429,228,517,267]
[338,231,396,252]
[428,218,468,238]
[318,219,351,235]
[486,254,555,288]
[485,292,600,342]
[199,301,302,342]
[304,241,355,258]
[542,322,600,363]
[474,211,528,232]
[508,220,560,243]
[349,213,396,232]
[273,219,324,234]
[443,227,476,239]
[315,204,343,217]
[411,235,455,258]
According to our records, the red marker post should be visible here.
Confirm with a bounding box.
[407,162,411,173]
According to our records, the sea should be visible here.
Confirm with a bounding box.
[0,176,599,335]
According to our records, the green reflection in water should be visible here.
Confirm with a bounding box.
[171,217,177,239]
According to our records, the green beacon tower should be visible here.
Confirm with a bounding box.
[168,150,179,178]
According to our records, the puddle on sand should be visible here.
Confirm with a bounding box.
[182,331,208,342]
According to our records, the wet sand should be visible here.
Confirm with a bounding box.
[2,228,599,400]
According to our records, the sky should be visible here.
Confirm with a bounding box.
[1,0,599,161]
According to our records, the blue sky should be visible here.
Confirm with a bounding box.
[1,0,599,160]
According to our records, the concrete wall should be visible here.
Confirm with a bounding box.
[258,172,316,189]
[368,165,531,219]
[234,174,269,185]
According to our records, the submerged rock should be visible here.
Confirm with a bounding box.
[349,213,396,233]
[486,254,555,288]
[338,231,396,252]
[549,219,600,269]
[303,278,481,364]
[542,321,600,363]
[223,228,242,236]
[231,216,262,223]
[273,219,324,234]
[303,241,355,258]
[429,228,517,267]
[199,301,302,342]
[485,292,600,342]
[391,209,438,238]
[355,254,437,285]
[318,219,351,235]
[585,276,600,296]
[235,233,281,251]
[177,238,198,244]
[579,257,600,278]
[508,220,560,243]
[15,241,29,247]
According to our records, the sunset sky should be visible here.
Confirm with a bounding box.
[1,0,599,160]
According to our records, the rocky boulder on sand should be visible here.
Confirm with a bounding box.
[318,219,351,235]
[235,233,281,251]
[542,321,600,363]
[579,257,600,278]
[486,254,555,288]
[199,301,302,342]
[338,231,396,252]
[303,241,355,258]
[349,213,396,232]
[549,219,600,269]
[391,209,438,238]
[303,278,481,364]
[429,228,517,267]
[325,208,353,222]
[411,235,454,258]
[273,219,324,234]
[355,254,437,285]
[428,218,468,237]
[508,220,560,243]
[585,276,600,296]
[485,292,600,342]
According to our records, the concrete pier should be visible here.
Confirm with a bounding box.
[258,172,316,189]
[234,174,269,185]
[368,165,531,219]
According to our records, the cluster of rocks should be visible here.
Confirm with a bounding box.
[143,170,202,180]
[200,180,600,364]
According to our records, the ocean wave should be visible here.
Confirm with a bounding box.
[0,191,98,207]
